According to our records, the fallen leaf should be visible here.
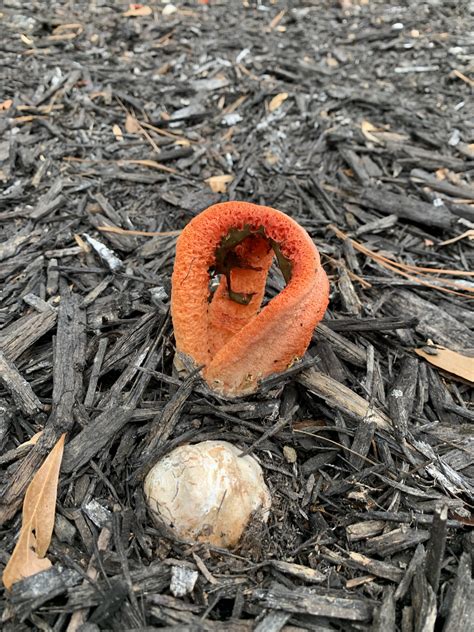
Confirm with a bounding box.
[361,120,382,144]
[269,92,289,112]
[205,174,234,193]
[174,138,191,147]
[123,4,152,17]
[373,130,408,143]
[268,9,286,31]
[415,346,474,384]
[3,530,51,591]
[112,124,123,141]
[223,94,247,115]
[18,431,43,448]
[20,34,34,46]
[125,114,141,134]
[3,434,66,590]
[360,121,409,145]
[47,32,80,42]
[74,233,91,253]
[0,99,13,111]
[435,168,461,185]
[52,23,83,34]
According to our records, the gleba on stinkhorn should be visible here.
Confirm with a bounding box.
[171,202,329,396]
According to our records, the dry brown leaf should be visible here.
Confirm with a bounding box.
[112,124,123,141]
[269,92,288,112]
[52,23,83,33]
[268,9,286,30]
[223,95,247,115]
[174,138,191,147]
[123,4,152,17]
[361,121,409,145]
[205,174,234,193]
[13,115,37,124]
[125,114,141,134]
[74,233,91,253]
[47,23,83,43]
[435,168,461,184]
[47,32,80,42]
[3,434,66,590]
[415,347,474,384]
[20,34,34,46]
[3,529,51,590]
[373,130,408,143]
[0,99,13,111]
[18,431,43,448]
[361,120,382,144]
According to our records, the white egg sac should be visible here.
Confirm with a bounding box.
[144,440,271,548]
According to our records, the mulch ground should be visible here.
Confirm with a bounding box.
[0,1,473,630]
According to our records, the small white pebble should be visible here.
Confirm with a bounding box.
[391,389,404,399]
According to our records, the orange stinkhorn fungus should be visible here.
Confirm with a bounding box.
[171,202,329,396]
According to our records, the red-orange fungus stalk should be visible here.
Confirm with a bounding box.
[171,202,329,396]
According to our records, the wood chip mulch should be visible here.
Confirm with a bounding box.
[0,1,473,630]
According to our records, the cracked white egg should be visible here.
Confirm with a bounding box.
[144,440,271,548]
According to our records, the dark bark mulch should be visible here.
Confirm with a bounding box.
[0,1,473,630]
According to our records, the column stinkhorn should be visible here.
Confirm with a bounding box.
[171,202,329,396]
